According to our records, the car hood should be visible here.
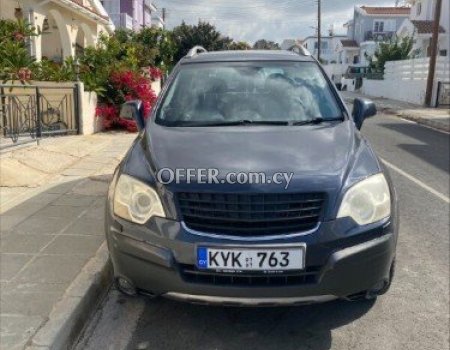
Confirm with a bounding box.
[146,121,357,188]
[121,120,382,220]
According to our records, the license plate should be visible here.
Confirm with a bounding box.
[197,246,306,272]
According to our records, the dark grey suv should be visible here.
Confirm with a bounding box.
[106,47,398,306]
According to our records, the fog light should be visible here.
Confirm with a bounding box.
[116,277,137,296]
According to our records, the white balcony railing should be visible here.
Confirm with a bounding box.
[110,13,133,30]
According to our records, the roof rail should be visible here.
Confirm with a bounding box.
[186,46,208,58]
[288,44,311,56]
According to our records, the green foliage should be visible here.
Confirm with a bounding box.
[0,19,39,83]
[76,33,138,93]
[253,39,280,50]
[227,41,252,50]
[133,27,176,69]
[172,21,233,62]
[371,36,414,71]
[0,17,256,92]
[32,57,76,82]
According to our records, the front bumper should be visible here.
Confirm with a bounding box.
[106,209,397,306]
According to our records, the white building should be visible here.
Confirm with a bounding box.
[0,0,114,62]
[335,39,360,65]
[101,0,164,31]
[302,35,347,63]
[339,6,411,66]
[152,9,166,29]
[397,0,449,58]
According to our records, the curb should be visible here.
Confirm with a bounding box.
[26,243,113,350]
[391,112,450,133]
[342,97,450,133]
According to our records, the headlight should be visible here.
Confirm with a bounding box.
[337,173,391,225]
[113,174,165,224]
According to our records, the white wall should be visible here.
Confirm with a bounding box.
[361,57,449,105]
[0,0,16,18]
[78,84,103,135]
[362,79,427,104]
[151,79,161,96]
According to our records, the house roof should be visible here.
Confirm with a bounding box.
[360,6,411,15]
[411,20,446,34]
[340,39,359,48]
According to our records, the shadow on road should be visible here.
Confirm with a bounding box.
[379,122,450,173]
[129,297,375,350]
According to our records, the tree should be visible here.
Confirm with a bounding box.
[253,39,280,50]
[172,21,233,62]
[227,41,252,50]
[133,27,176,70]
[371,36,414,71]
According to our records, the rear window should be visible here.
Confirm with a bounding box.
[156,61,342,126]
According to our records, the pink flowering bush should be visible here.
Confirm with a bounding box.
[147,67,163,81]
[96,70,158,132]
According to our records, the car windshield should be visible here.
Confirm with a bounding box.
[156,61,343,127]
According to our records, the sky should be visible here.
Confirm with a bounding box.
[154,0,401,44]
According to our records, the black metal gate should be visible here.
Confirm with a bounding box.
[436,82,450,108]
[0,84,80,146]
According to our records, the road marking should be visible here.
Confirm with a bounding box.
[381,158,450,204]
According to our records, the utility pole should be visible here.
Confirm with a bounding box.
[317,0,321,62]
[162,8,166,29]
[425,0,442,106]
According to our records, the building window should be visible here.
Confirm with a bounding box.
[374,21,384,33]
[416,2,422,16]
[440,49,448,57]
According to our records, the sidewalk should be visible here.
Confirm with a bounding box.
[341,91,450,133]
[0,132,136,349]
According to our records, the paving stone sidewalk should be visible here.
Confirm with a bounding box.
[0,132,136,350]
[341,91,450,132]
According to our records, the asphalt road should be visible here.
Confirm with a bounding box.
[75,112,450,350]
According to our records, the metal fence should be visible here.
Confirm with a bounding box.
[0,83,79,146]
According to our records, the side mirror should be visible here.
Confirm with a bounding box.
[352,98,377,130]
[120,100,145,131]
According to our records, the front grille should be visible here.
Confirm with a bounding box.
[180,264,320,287]
[178,192,325,236]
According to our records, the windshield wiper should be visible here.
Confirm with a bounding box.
[290,117,344,126]
[171,120,290,127]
